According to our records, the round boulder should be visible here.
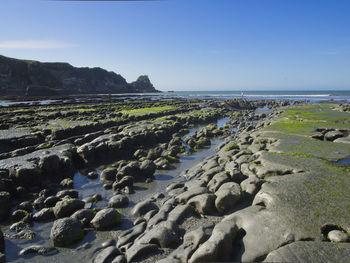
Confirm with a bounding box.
[50,217,84,247]
[91,208,122,230]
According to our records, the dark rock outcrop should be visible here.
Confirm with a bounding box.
[0,55,159,96]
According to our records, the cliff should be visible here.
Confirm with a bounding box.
[0,55,159,96]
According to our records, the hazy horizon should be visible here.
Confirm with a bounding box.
[1,0,350,91]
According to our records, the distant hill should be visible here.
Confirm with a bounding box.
[0,55,159,96]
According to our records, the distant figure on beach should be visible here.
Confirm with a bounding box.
[241,91,244,99]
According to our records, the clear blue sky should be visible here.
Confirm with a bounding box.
[1,0,349,91]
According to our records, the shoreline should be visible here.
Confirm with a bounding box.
[0,98,349,262]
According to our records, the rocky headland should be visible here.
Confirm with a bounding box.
[0,97,349,263]
[0,55,159,97]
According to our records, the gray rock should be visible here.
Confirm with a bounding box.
[19,245,57,256]
[126,243,159,262]
[91,208,122,230]
[33,207,55,222]
[189,220,238,263]
[53,198,85,218]
[117,221,147,248]
[60,178,74,189]
[207,172,230,192]
[140,160,156,177]
[135,221,180,248]
[112,176,134,191]
[56,189,79,199]
[10,221,30,232]
[264,241,350,262]
[50,217,84,247]
[93,246,120,263]
[166,224,214,263]
[328,230,349,242]
[111,255,127,263]
[188,193,216,215]
[44,196,61,207]
[100,168,118,184]
[324,130,344,141]
[166,182,184,192]
[108,195,129,208]
[215,182,242,214]
[71,209,96,224]
[175,187,208,204]
[131,200,158,217]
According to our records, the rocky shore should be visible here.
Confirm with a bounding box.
[0,98,349,263]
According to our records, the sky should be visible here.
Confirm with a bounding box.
[0,0,350,91]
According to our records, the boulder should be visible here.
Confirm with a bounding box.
[93,246,120,263]
[189,220,238,263]
[71,209,96,225]
[50,217,84,247]
[207,172,230,192]
[33,208,55,222]
[91,208,122,230]
[53,198,85,218]
[131,200,158,217]
[188,193,216,215]
[134,220,180,248]
[215,182,242,214]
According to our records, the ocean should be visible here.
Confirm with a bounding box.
[160,90,350,103]
[0,90,349,107]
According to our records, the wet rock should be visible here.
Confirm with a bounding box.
[101,239,116,248]
[44,196,61,207]
[189,220,238,263]
[117,221,147,248]
[207,172,230,192]
[0,191,11,221]
[91,208,122,230]
[11,209,29,222]
[166,182,184,192]
[188,193,216,215]
[111,255,126,263]
[215,182,242,214]
[112,176,134,191]
[50,217,84,247]
[33,196,46,211]
[140,160,156,177]
[126,243,159,262]
[109,195,129,208]
[144,209,158,221]
[175,187,208,204]
[60,178,74,189]
[17,201,33,213]
[131,200,158,217]
[101,168,118,184]
[56,189,79,199]
[88,171,99,179]
[328,230,349,242]
[19,245,57,256]
[33,207,55,222]
[324,130,344,141]
[53,198,85,218]
[71,209,96,225]
[135,221,180,248]
[93,246,120,263]
[10,221,29,232]
[0,253,4,263]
